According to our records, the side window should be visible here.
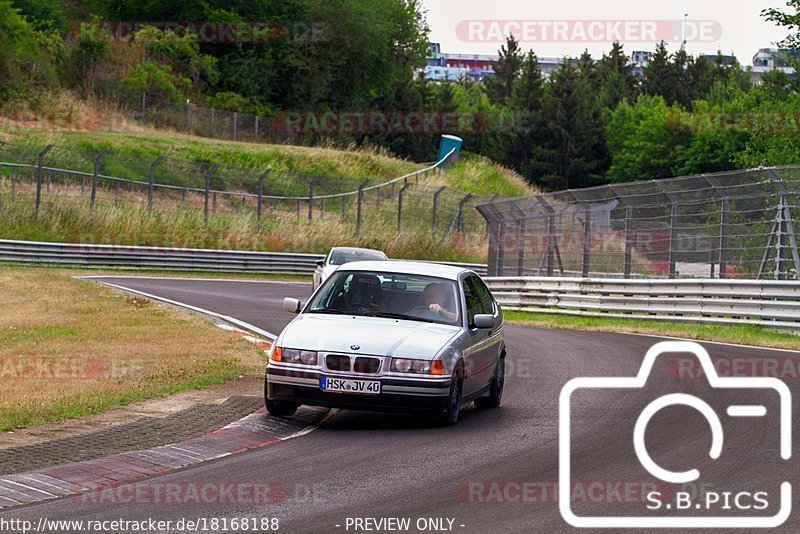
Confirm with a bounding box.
[471,276,495,315]
[462,278,483,326]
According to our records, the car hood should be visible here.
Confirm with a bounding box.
[279,314,460,359]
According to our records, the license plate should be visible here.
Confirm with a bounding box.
[320,376,381,395]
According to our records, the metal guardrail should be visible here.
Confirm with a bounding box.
[485,276,800,329]
[0,240,487,275]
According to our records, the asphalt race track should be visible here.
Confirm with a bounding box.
[2,276,799,533]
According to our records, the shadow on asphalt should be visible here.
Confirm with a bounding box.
[317,403,502,431]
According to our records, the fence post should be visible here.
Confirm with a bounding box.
[624,206,633,278]
[90,150,109,214]
[148,156,164,214]
[141,93,146,120]
[203,164,218,227]
[582,206,591,277]
[186,102,191,131]
[668,201,678,279]
[718,198,729,279]
[356,179,370,237]
[255,116,259,138]
[397,183,412,234]
[213,192,217,213]
[210,109,215,131]
[257,170,269,227]
[777,195,788,280]
[89,150,108,213]
[11,168,16,200]
[432,186,446,229]
[341,195,346,219]
[233,112,238,141]
[517,219,526,276]
[547,215,556,276]
[35,145,54,217]
[308,179,319,222]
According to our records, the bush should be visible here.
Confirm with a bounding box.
[0,0,55,102]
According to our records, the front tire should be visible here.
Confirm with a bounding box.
[439,364,464,426]
[475,356,505,409]
[264,373,299,417]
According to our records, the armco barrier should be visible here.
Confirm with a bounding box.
[0,240,487,275]
[485,276,800,329]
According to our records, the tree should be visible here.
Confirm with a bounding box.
[10,0,64,30]
[501,50,545,181]
[642,41,676,104]
[763,1,800,50]
[605,95,689,182]
[0,0,55,102]
[598,42,637,108]
[758,3,799,89]
[576,49,599,93]
[671,47,692,108]
[485,34,523,105]
[535,59,609,190]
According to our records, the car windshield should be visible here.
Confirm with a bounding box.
[307,271,461,326]
[329,249,386,265]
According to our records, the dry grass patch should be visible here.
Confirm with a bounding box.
[0,266,266,430]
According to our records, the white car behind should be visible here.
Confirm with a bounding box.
[313,247,387,290]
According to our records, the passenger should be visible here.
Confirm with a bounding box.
[423,283,458,322]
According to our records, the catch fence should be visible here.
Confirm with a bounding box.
[477,167,800,280]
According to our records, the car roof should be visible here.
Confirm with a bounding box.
[335,260,469,281]
[329,247,386,256]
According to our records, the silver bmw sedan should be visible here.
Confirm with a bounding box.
[265,261,506,425]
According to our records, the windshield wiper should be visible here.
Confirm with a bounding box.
[369,311,437,323]
[307,308,349,315]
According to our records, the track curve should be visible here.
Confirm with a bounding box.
[2,276,798,533]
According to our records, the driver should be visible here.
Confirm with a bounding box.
[423,283,458,322]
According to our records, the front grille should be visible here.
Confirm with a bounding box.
[326,354,351,372]
[353,357,381,374]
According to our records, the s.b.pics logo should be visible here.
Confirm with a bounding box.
[559,341,792,528]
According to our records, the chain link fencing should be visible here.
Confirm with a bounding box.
[0,142,492,246]
[477,166,800,280]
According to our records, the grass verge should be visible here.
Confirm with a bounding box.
[0,266,266,430]
[0,186,489,263]
[504,310,800,352]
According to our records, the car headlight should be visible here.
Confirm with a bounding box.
[271,347,318,365]
[391,358,445,375]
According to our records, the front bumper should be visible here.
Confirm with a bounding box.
[266,365,451,414]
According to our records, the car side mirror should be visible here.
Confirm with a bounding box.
[472,314,495,329]
[283,297,302,314]
[315,260,324,267]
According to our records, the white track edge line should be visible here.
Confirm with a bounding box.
[615,331,800,355]
[91,281,277,340]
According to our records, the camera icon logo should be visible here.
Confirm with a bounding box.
[559,341,792,528]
